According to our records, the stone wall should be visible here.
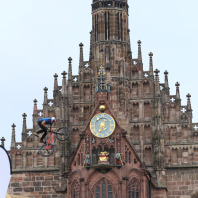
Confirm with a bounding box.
[7,172,63,198]
[166,168,198,198]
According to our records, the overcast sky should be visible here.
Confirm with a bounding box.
[0,0,198,150]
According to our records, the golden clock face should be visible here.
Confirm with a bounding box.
[90,113,115,138]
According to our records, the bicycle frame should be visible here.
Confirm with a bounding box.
[45,131,54,150]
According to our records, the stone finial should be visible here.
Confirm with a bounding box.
[22,113,27,119]
[164,70,168,75]
[33,99,37,105]
[12,123,16,129]
[79,43,84,48]
[175,82,180,88]
[61,71,67,78]
[1,137,5,148]
[44,87,48,93]
[187,93,191,99]
[154,69,160,76]
[68,57,72,63]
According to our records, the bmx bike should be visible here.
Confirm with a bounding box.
[39,127,70,157]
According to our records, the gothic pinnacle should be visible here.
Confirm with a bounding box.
[61,71,67,96]
[54,73,58,91]
[175,82,180,99]
[187,93,192,110]
[164,70,169,88]
[68,57,72,82]
[11,123,16,148]
[154,69,160,95]
[149,52,153,74]
[33,99,38,116]
[137,40,142,63]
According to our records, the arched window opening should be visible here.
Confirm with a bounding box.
[129,152,131,164]
[96,186,100,198]
[94,179,116,198]
[102,180,106,198]
[108,186,113,198]
[128,179,140,198]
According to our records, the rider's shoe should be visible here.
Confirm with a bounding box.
[40,139,44,143]
[33,133,39,137]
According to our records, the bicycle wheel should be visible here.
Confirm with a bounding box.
[39,143,54,157]
[56,127,70,141]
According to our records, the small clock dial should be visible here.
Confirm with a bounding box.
[90,113,115,138]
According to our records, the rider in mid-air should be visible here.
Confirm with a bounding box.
[33,117,56,143]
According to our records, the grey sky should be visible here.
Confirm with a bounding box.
[0,0,198,150]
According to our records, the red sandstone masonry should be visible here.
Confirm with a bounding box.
[7,172,62,198]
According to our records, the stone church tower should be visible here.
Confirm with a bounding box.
[7,0,198,198]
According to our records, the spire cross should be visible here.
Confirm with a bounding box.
[12,123,16,129]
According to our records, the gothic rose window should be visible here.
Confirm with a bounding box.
[128,178,140,198]
[94,179,115,198]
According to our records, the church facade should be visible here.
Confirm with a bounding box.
[7,0,198,198]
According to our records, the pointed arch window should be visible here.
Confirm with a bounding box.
[128,178,140,198]
[96,186,100,198]
[108,186,113,198]
[94,179,116,198]
[102,180,107,198]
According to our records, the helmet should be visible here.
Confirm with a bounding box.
[51,117,56,122]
